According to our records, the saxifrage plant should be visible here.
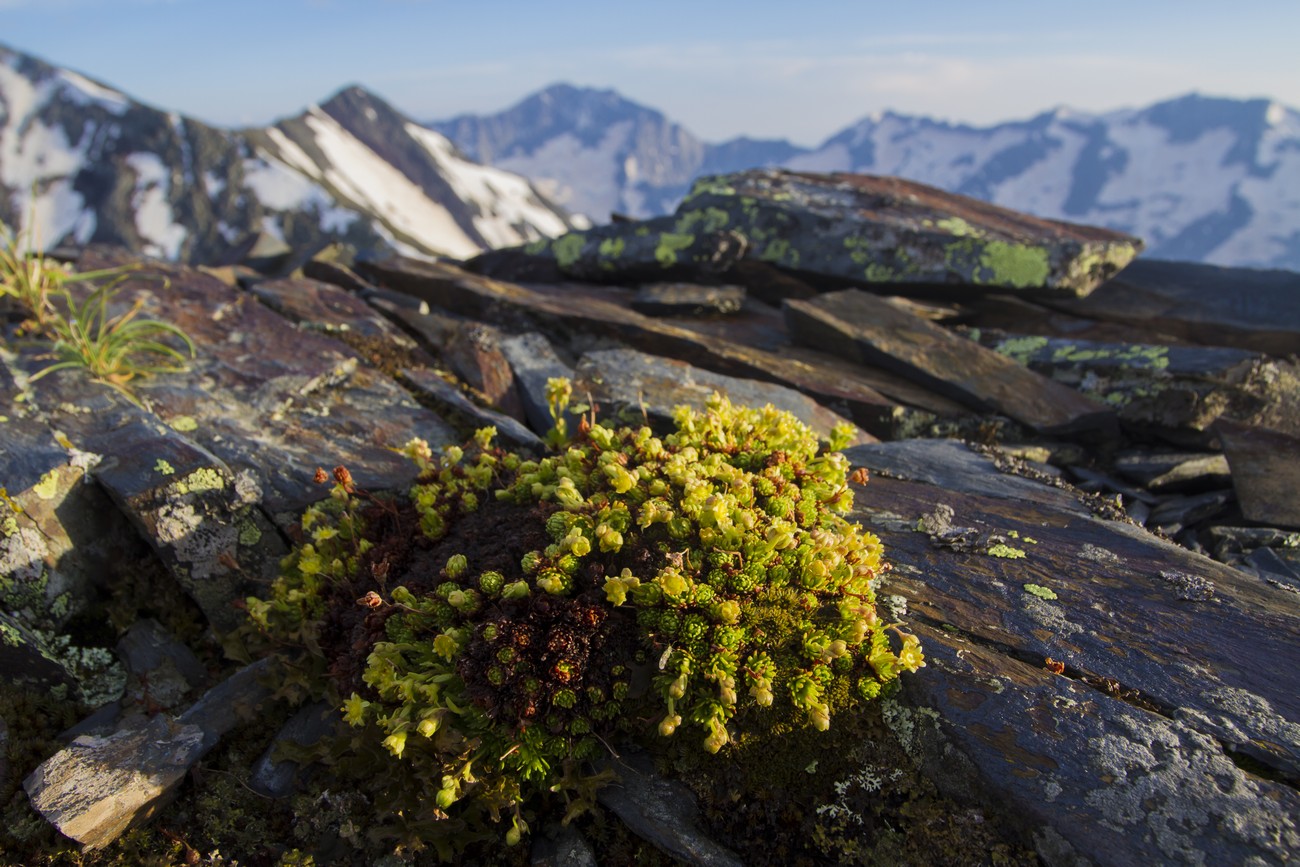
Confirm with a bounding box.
[244,380,924,859]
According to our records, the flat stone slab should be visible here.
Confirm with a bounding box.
[573,347,871,443]
[678,169,1142,298]
[788,289,1115,434]
[845,440,1300,788]
[1048,258,1300,356]
[24,658,272,850]
[357,257,913,438]
[1217,420,1300,529]
[597,751,744,867]
[630,283,746,317]
[981,332,1300,438]
[900,626,1300,866]
[70,248,457,521]
[399,367,543,452]
[512,214,748,284]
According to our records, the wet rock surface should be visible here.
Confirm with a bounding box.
[2,169,1299,864]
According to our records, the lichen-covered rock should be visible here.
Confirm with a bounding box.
[512,215,748,283]
[677,169,1142,297]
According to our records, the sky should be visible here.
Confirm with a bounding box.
[1,0,1297,147]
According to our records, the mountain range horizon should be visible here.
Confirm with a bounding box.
[3,40,1299,271]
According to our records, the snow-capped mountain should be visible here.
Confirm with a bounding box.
[0,44,578,263]
[432,86,1300,271]
[429,84,800,221]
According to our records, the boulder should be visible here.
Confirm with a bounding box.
[674,170,1143,297]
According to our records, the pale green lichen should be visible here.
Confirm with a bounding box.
[174,467,224,495]
[995,336,1050,365]
[169,415,199,432]
[987,544,1027,559]
[760,237,799,267]
[552,233,586,270]
[238,519,262,547]
[1023,583,1058,600]
[654,232,695,267]
[596,237,624,261]
[32,471,59,500]
[978,241,1051,289]
[935,216,977,237]
[675,207,731,234]
[155,459,176,476]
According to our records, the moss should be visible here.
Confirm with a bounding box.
[978,241,1051,289]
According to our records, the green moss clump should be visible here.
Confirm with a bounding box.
[243,384,923,856]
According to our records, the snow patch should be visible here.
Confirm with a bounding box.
[55,69,130,115]
[243,150,360,235]
[405,122,571,247]
[125,152,187,259]
[495,121,633,221]
[298,107,481,257]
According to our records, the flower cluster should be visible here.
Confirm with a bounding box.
[244,385,923,854]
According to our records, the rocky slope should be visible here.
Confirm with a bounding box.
[433,85,1300,271]
[3,170,1297,865]
[0,43,579,264]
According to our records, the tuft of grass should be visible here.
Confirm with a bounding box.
[1,216,196,406]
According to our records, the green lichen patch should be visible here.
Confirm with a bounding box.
[987,543,1027,559]
[978,241,1051,289]
[153,458,175,476]
[552,233,586,271]
[653,232,696,267]
[168,415,199,433]
[1023,583,1059,601]
[242,387,924,856]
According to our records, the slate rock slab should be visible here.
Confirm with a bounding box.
[597,751,744,867]
[630,283,746,317]
[900,626,1300,866]
[981,331,1300,439]
[510,214,748,284]
[1217,419,1300,529]
[0,365,141,628]
[24,658,272,850]
[70,248,457,522]
[399,367,543,452]
[841,440,1300,864]
[788,289,1115,434]
[1048,257,1300,356]
[573,347,870,443]
[88,417,285,635]
[679,169,1142,297]
[357,256,911,438]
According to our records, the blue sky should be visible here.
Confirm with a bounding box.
[2,0,1297,146]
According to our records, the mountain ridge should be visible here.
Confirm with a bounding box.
[0,43,580,264]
